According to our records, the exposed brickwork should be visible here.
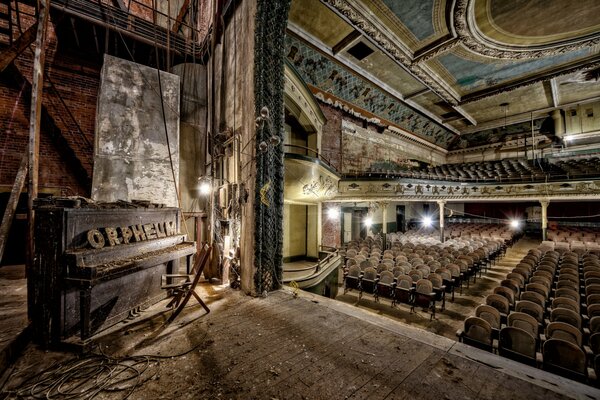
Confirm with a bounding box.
[1,15,100,196]
[320,104,342,171]
[322,203,341,249]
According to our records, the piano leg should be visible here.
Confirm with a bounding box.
[80,286,92,339]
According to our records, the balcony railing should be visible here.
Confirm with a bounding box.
[284,144,336,172]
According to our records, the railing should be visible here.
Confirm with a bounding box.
[283,144,336,171]
[50,0,205,57]
[342,161,600,184]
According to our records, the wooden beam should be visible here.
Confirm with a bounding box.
[112,0,127,11]
[0,22,38,73]
[550,78,560,108]
[171,0,190,34]
[332,30,361,55]
[26,0,50,276]
[0,154,28,264]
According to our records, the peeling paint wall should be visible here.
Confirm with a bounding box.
[92,55,180,207]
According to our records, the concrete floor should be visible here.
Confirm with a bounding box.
[1,240,600,399]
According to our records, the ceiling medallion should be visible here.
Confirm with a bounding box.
[454,0,600,59]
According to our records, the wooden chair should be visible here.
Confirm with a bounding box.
[542,339,588,383]
[457,316,494,352]
[499,327,538,367]
[162,243,211,323]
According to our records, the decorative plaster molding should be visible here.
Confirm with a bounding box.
[336,178,600,202]
[460,59,600,104]
[454,0,600,59]
[321,0,460,105]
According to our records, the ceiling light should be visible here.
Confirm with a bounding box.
[422,216,433,228]
[327,207,340,220]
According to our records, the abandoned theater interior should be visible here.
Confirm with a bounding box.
[2,0,600,398]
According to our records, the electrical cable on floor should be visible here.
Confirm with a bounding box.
[1,330,210,400]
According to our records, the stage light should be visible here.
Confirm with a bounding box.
[327,207,340,220]
[422,216,433,227]
[564,135,574,142]
[510,219,520,229]
[199,182,211,195]
[364,217,373,227]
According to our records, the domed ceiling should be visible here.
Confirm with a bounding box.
[287,0,600,150]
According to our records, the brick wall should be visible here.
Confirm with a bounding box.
[322,203,341,249]
[1,18,100,196]
[320,104,342,171]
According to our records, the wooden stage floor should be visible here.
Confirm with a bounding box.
[2,284,599,399]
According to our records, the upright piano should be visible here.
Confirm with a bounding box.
[29,199,196,345]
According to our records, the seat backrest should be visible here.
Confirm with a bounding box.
[515,300,544,323]
[396,275,413,290]
[529,276,551,290]
[507,273,525,286]
[525,282,549,298]
[428,273,443,289]
[552,297,580,313]
[588,294,600,306]
[556,279,579,292]
[550,307,582,330]
[415,278,433,295]
[362,267,377,281]
[499,327,536,358]
[493,286,515,305]
[475,304,501,329]
[588,303,600,319]
[508,311,539,337]
[409,269,423,282]
[348,265,361,278]
[586,284,600,297]
[501,279,520,296]
[546,321,582,347]
[555,287,580,303]
[543,339,587,375]
[379,271,394,285]
[486,294,510,315]
[464,316,492,345]
[520,291,545,309]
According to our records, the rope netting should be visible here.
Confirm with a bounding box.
[253,0,291,294]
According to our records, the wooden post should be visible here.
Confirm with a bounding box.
[26,0,50,275]
[0,154,28,264]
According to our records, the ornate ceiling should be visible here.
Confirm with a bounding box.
[287,0,600,150]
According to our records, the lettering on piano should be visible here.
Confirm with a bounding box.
[86,220,177,249]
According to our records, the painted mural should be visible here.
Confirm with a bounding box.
[380,0,435,41]
[285,35,456,148]
[434,46,592,94]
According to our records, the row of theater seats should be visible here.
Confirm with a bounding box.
[540,239,600,254]
[547,227,600,245]
[458,247,600,384]
[553,157,600,178]
[392,223,517,243]
[346,156,600,183]
[341,236,506,319]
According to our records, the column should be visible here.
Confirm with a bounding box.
[382,203,388,234]
[317,202,323,252]
[437,200,446,243]
[540,200,549,241]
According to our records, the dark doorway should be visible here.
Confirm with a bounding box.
[396,205,405,233]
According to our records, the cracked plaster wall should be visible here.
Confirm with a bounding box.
[92,55,180,207]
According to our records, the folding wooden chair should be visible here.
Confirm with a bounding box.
[162,243,212,322]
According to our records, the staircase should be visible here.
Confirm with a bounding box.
[0,0,13,46]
